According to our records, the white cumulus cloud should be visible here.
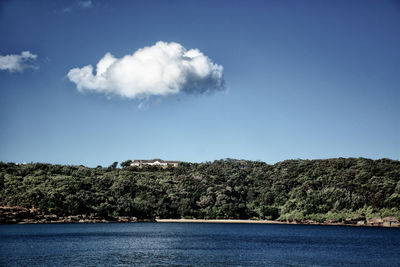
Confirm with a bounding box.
[0,51,38,73]
[67,41,225,99]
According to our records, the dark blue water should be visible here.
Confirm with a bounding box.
[1,223,400,266]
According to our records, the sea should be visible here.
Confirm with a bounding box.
[1,223,400,266]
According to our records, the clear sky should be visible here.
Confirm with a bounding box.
[1,0,399,167]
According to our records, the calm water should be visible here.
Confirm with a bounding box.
[1,223,400,266]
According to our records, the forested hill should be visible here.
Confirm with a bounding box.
[1,158,399,222]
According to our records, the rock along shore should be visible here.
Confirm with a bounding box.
[0,206,138,224]
[155,218,400,228]
[1,206,399,227]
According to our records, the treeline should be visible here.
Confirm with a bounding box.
[0,158,399,222]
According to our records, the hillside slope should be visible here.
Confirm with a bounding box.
[1,158,399,223]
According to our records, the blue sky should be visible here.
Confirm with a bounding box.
[1,0,399,167]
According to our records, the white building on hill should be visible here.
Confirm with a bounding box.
[131,159,180,167]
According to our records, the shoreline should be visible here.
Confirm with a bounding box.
[1,206,399,228]
[1,218,399,228]
[156,219,286,224]
[154,218,392,227]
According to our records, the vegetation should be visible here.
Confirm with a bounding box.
[1,158,399,222]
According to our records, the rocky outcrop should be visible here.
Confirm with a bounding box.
[280,216,400,228]
[0,206,137,224]
[356,217,400,227]
[382,216,400,227]
[0,206,34,224]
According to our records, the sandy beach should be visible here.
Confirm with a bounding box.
[156,219,290,224]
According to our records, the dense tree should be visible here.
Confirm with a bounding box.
[0,158,399,221]
[120,160,132,168]
[108,162,119,169]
